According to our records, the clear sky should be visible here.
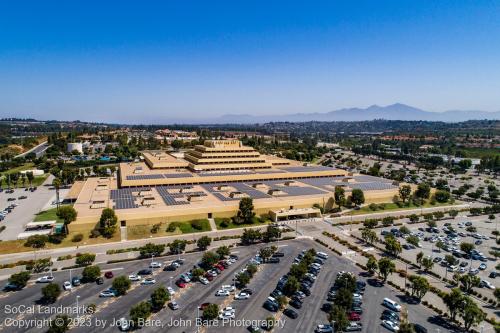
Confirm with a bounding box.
[1,1,499,123]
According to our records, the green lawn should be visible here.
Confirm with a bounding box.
[214,217,271,230]
[2,163,35,175]
[34,207,64,223]
[346,201,455,216]
[127,219,212,241]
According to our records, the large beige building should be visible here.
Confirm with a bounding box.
[68,140,400,232]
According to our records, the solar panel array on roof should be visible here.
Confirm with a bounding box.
[300,176,397,192]
[198,171,253,177]
[156,186,189,205]
[114,197,138,210]
[126,174,165,180]
[277,166,334,173]
[163,173,193,178]
[262,180,326,196]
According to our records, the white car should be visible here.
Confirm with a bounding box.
[128,274,140,281]
[381,320,399,332]
[221,284,235,292]
[99,290,116,297]
[199,277,209,285]
[218,311,235,320]
[150,262,162,268]
[167,287,176,295]
[235,292,250,300]
[481,280,495,290]
[36,276,54,283]
[117,318,130,331]
[63,281,72,290]
[216,289,230,296]
[141,278,156,285]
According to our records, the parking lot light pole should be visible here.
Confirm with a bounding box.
[170,276,173,288]
[196,306,200,333]
[75,295,80,322]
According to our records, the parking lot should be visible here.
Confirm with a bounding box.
[0,239,457,333]
[374,215,499,297]
[0,176,66,241]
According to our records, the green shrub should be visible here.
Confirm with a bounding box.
[71,233,84,242]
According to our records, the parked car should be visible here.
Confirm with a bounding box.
[283,308,298,319]
[345,322,363,332]
[382,320,399,332]
[168,301,179,310]
[63,281,72,291]
[104,271,114,279]
[36,276,54,283]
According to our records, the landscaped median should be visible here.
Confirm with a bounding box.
[127,219,212,240]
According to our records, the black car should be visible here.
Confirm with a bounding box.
[356,281,366,289]
[267,258,280,264]
[321,303,333,312]
[413,324,428,333]
[96,277,104,285]
[289,299,302,309]
[489,271,498,278]
[242,288,254,295]
[301,287,311,296]
[173,259,185,265]
[72,277,81,286]
[3,282,21,291]
[272,252,285,257]
[229,254,239,260]
[270,289,283,298]
[351,306,363,314]
[138,269,152,275]
[263,300,278,312]
[283,308,298,319]
[164,264,177,271]
[291,296,303,304]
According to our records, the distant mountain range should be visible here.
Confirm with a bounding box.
[161,103,500,124]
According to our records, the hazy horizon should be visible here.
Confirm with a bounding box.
[1,1,500,123]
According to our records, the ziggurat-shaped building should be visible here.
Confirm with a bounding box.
[68,140,400,232]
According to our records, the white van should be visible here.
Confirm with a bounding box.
[382,298,401,312]
[316,252,329,260]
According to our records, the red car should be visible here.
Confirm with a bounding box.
[204,273,214,281]
[104,271,114,279]
[176,279,187,288]
[348,312,361,321]
[199,303,210,310]
[215,264,225,271]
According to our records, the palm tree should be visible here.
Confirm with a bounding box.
[52,178,62,211]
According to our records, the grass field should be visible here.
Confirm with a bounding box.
[214,217,271,230]
[127,219,212,240]
[346,201,455,216]
[33,207,64,223]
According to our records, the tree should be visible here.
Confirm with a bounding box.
[240,228,262,245]
[48,315,70,333]
[444,288,464,321]
[399,226,410,235]
[398,322,416,333]
[435,240,445,252]
[416,252,424,268]
[350,189,365,207]
[448,210,459,218]
[385,238,402,257]
[26,171,34,188]
[378,257,395,282]
[169,239,187,254]
[363,219,378,228]
[399,185,412,204]
[201,251,220,268]
[75,253,96,266]
[366,256,378,274]
[130,301,152,328]
[139,243,165,258]
[444,254,458,267]
[259,247,274,263]
[406,235,420,248]
[196,236,212,250]
[408,214,420,223]
[361,228,377,244]
[56,206,78,234]
[112,276,131,296]
[82,265,101,282]
[236,272,251,287]
[460,296,486,331]
[42,283,61,303]
[246,264,258,277]
[334,287,354,309]
[283,276,300,296]
[334,186,346,209]
[435,190,451,203]
[264,316,275,331]
[427,220,437,228]
[202,303,219,320]
[150,286,170,311]
[215,245,230,258]
[52,178,62,211]
[328,305,350,332]
[24,234,48,250]
[191,268,205,281]
[421,257,434,272]
[8,271,31,289]
[460,242,475,255]
[415,182,431,201]
[98,208,118,238]
[494,288,500,301]
[234,197,255,224]
[460,274,480,294]
[263,225,281,242]
[382,216,395,226]
[409,275,430,300]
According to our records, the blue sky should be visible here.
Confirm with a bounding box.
[0,1,499,123]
